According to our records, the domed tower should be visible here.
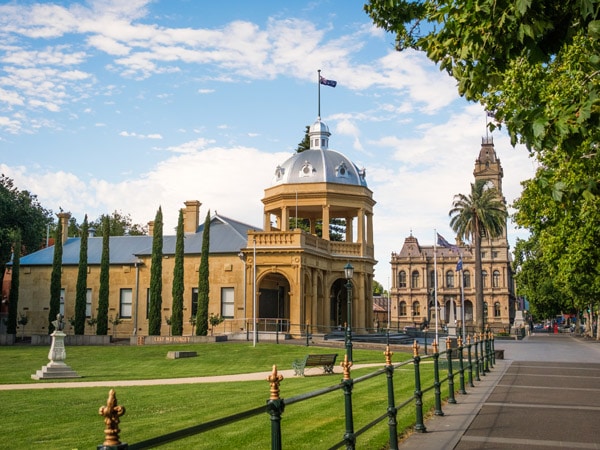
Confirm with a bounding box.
[241,117,376,337]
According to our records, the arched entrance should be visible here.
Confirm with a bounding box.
[330,278,352,331]
[257,273,290,332]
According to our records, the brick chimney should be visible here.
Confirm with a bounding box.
[184,200,201,233]
[147,221,154,236]
[57,212,70,244]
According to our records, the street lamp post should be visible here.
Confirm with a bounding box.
[344,262,354,363]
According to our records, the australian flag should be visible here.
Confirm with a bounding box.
[456,258,463,271]
[320,76,337,87]
[437,233,459,253]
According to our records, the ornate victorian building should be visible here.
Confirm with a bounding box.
[14,117,375,338]
[390,138,516,333]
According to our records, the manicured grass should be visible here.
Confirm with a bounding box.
[0,342,458,449]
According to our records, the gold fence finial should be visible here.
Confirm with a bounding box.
[99,389,126,447]
[432,339,439,354]
[412,340,420,357]
[341,354,353,379]
[458,336,463,347]
[267,365,284,400]
[384,345,393,366]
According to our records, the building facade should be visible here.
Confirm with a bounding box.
[390,138,516,334]
[13,117,376,338]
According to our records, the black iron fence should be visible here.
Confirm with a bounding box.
[97,332,497,450]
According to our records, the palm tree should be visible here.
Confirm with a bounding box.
[449,179,507,332]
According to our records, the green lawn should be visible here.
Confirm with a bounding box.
[0,342,454,449]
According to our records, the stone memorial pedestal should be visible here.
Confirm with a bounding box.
[32,331,80,380]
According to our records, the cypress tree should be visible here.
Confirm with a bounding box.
[6,230,21,335]
[48,215,63,334]
[96,216,110,335]
[171,209,184,336]
[196,211,210,336]
[74,215,89,335]
[148,207,163,335]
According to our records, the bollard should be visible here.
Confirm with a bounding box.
[412,340,427,433]
[384,346,399,450]
[98,389,128,450]
[466,335,474,388]
[341,354,355,449]
[432,340,444,417]
[266,365,285,450]
[445,337,457,404]
[457,336,467,395]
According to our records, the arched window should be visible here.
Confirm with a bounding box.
[446,270,454,288]
[494,302,501,317]
[493,270,501,288]
[412,301,420,316]
[398,301,407,316]
[463,270,471,288]
[398,271,406,288]
[482,270,488,287]
[411,270,420,289]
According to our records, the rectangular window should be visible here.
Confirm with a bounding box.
[86,288,92,317]
[191,288,199,318]
[221,287,235,318]
[60,288,65,316]
[120,288,133,318]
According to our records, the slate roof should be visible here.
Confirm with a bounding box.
[18,214,259,266]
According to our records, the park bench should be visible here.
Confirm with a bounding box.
[292,353,338,376]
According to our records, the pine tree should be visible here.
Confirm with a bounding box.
[171,209,184,336]
[6,230,21,335]
[96,216,110,335]
[48,215,63,334]
[196,211,210,336]
[148,207,164,335]
[74,215,89,335]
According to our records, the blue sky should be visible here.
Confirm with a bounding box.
[0,0,537,286]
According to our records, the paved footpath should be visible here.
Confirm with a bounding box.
[398,334,600,450]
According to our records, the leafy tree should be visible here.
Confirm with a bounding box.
[171,209,185,336]
[48,215,64,334]
[74,215,89,335]
[6,230,21,335]
[0,175,52,291]
[96,216,110,335]
[372,279,385,296]
[288,217,345,241]
[449,179,508,331]
[90,210,147,237]
[148,207,164,335]
[364,1,599,153]
[196,211,211,336]
[297,125,310,152]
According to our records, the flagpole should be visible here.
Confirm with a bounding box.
[317,69,321,118]
[434,229,439,345]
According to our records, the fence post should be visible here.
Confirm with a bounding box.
[473,334,481,381]
[490,331,496,365]
[445,337,457,404]
[466,335,474,387]
[341,354,355,449]
[432,340,444,417]
[412,340,427,433]
[266,365,285,450]
[384,345,399,450]
[483,332,490,373]
[478,333,486,376]
[487,330,494,368]
[457,336,467,395]
[98,389,128,450]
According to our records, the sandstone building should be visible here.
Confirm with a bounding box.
[389,137,516,333]
[14,117,376,338]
